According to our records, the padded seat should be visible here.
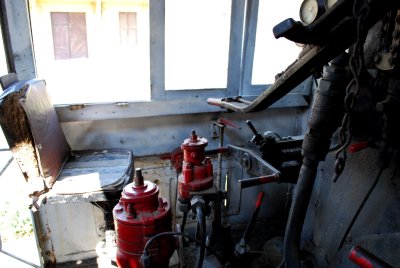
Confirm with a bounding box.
[0,74,133,205]
[52,149,132,195]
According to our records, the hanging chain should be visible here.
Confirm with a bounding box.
[332,0,371,182]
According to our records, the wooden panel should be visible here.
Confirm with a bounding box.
[69,13,88,58]
[51,12,70,60]
[119,12,137,45]
[51,12,88,60]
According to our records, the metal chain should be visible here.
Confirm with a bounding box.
[332,0,371,182]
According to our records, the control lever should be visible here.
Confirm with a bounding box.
[246,120,263,145]
[239,174,280,189]
[234,192,265,257]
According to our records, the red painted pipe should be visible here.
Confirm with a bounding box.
[348,245,393,268]
[238,174,280,189]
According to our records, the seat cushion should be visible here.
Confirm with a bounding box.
[50,149,133,195]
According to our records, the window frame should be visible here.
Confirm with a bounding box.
[149,0,231,101]
[1,0,310,122]
[149,0,264,101]
[149,0,297,100]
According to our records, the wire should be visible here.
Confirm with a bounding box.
[196,206,206,268]
[338,167,384,249]
[142,231,225,266]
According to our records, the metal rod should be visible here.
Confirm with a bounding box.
[0,156,13,176]
[243,191,264,242]
[238,174,280,189]
[216,126,225,191]
[0,250,40,268]
[348,245,394,268]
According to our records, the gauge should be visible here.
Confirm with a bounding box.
[300,0,324,25]
[325,0,338,9]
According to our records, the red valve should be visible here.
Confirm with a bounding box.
[178,131,214,200]
[113,169,175,268]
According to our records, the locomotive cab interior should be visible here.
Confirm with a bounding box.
[0,0,399,267]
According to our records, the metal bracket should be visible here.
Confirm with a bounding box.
[228,145,280,178]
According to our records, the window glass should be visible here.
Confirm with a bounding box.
[165,0,231,90]
[252,0,301,84]
[29,0,150,104]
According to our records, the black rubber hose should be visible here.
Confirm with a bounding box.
[283,158,319,268]
[181,211,188,233]
[196,206,206,268]
[283,53,350,267]
[141,231,224,267]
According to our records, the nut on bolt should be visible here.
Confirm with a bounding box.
[241,153,252,171]
[177,200,191,213]
[190,196,206,213]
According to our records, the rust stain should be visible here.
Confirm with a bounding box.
[68,104,85,111]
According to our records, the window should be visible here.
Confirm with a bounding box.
[29,0,151,104]
[51,12,88,60]
[119,12,137,46]
[22,0,310,107]
[252,0,301,84]
[165,0,231,90]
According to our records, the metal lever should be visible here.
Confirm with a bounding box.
[246,120,263,145]
[234,192,265,256]
[239,174,280,189]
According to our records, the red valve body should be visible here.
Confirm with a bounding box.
[113,179,175,268]
[178,132,214,200]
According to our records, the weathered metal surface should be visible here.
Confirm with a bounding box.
[228,145,280,178]
[54,92,308,123]
[61,108,307,157]
[0,0,36,80]
[37,202,107,265]
[303,149,400,267]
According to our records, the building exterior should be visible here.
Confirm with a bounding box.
[29,0,151,104]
